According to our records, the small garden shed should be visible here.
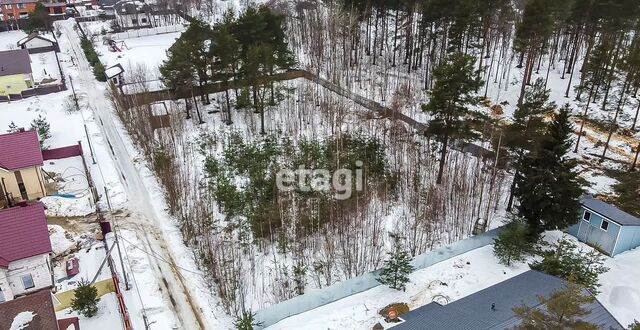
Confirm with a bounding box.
[567,196,640,256]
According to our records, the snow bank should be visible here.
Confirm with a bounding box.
[41,196,94,217]
[10,311,36,330]
[48,225,76,256]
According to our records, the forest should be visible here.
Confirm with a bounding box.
[108,0,640,320]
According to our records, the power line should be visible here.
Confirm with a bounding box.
[117,234,204,276]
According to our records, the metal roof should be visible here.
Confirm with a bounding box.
[0,49,32,77]
[581,195,640,226]
[0,203,52,268]
[0,289,59,330]
[0,130,44,171]
[393,270,623,330]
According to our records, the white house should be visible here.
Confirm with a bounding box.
[0,203,54,302]
[17,32,60,54]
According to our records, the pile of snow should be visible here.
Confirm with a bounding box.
[48,225,76,256]
[10,311,36,330]
[41,196,94,217]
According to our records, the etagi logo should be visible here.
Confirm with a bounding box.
[276,161,364,200]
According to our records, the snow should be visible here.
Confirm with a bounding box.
[97,31,181,81]
[10,311,36,330]
[56,293,122,330]
[42,196,94,217]
[267,245,530,330]
[599,248,640,326]
[48,224,77,256]
[30,51,62,83]
[0,30,28,50]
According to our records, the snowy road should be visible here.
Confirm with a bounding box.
[57,19,207,330]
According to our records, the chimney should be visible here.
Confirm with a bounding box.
[18,128,26,132]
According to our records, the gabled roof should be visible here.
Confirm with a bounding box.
[394,270,623,330]
[0,203,52,268]
[17,33,57,47]
[581,195,640,226]
[0,289,58,330]
[0,130,44,171]
[0,49,32,77]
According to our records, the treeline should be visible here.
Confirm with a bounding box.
[160,5,296,133]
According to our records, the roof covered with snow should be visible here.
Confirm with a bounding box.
[0,203,52,268]
[581,196,640,226]
[0,130,44,171]
[105,63,125,79]
[0,49,32,77]
[17,33,57,47]
[394,270,623,330]
[0,289,58,330]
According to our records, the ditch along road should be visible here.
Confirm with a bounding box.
[57,20,208,329]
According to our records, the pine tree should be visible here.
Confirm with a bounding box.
[7,121,19,133]
[421,51,483,184]
[513,282,599,330]
[30,114,51,149]
[504,79,556,211]
[235,310,263,330]
[71,279,100,317]
[513,0,555,106]
[493,218,535,266]
[377,234,415,291]
[211,10,241,125]
[515,105,585,237]
[530,238,608,294]
[23,3,51,33]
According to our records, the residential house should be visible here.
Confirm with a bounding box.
[0,203,54,302]
[391,270,623,330]
[0,289,61,330]
[113,0,151,30]
[0,0,38,30]
[0,49,34,96]
[17,32,59,53]
[567,195,640,256]
[0,130,47,207]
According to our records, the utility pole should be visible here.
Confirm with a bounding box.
[70,75,96,164]
[103,186,130,291]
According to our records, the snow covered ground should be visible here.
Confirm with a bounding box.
[96,31,181,81]
[267,245,530,329]
[267,231,640,329]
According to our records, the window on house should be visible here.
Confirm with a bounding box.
[583,211,591,222]
[17,3,26,9]
[131,18,138,24]
[0,289,5,303]
[141,18,147,23]
[601,220,609,231]
[22,274,34,289]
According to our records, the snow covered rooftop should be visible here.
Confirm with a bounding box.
[0,290,57,330]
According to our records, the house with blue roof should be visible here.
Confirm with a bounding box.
[566,196,640,256]
[391,270,623,330]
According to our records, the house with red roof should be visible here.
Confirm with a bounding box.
[0,129,48,208]
[0,203,54,302]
